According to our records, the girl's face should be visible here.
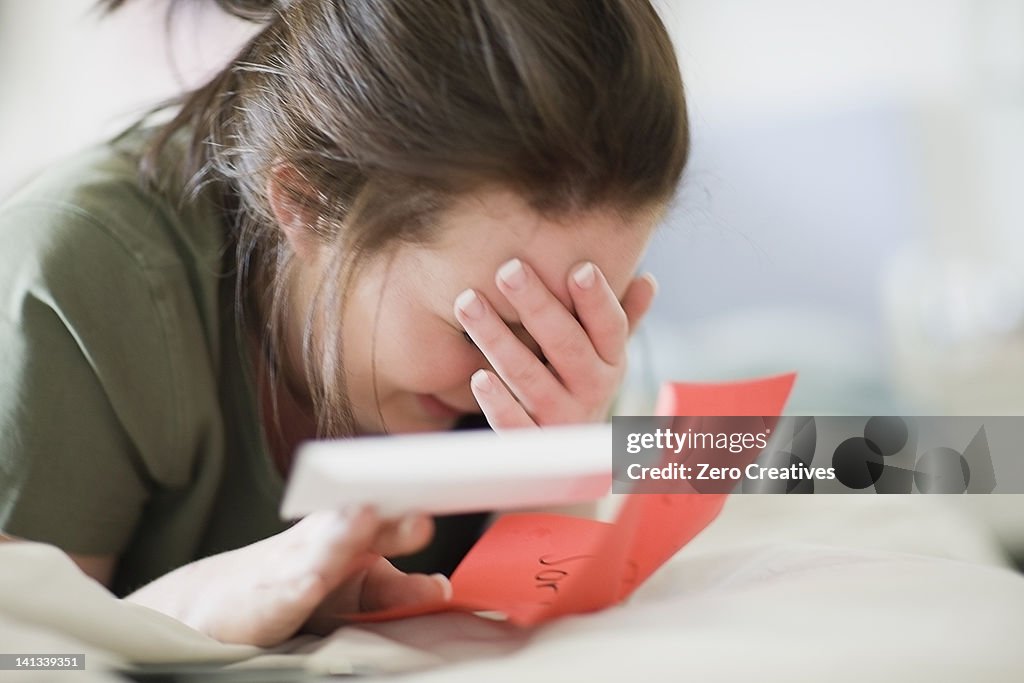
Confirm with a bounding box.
[291,188,659,435]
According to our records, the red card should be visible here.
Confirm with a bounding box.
[349,372,796,626]
[349,514,615,623]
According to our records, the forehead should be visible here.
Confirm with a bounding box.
[411,189,657,321]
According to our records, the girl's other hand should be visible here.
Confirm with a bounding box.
[455,259,656,429]
[126,508,448,647]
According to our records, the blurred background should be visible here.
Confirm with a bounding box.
[1,1,1021,552]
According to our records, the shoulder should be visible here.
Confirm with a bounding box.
[0,131,233,482]
[0,128,226,276]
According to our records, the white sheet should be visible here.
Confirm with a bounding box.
[2,496,1022,682]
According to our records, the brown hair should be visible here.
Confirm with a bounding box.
[101,0,690,437]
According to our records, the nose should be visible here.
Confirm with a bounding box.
[443,328,550,413]
[433,378,481,416]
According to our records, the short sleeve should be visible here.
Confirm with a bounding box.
[0,202,185,556]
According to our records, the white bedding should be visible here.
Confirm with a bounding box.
[2,495,1022,682]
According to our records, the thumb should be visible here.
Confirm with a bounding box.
[358,557,452,612]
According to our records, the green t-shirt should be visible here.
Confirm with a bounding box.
[0,127,484,596]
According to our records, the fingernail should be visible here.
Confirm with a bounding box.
[398,514,422,541]
[341,505,372,525]
[572,262,596,289]
[454,289,484,320]
[431,573,453,601]
[328,509,354,533]
[497,258,526,290]
[643,272,659,296]
[471,369,493,393]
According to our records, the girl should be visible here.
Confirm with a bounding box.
[0,0,688,646]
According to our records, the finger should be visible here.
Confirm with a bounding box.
[282,508,381,613]
[455,287,570,417]
[494,258,601,389]
[620,273,657,336]
[371,514,434,557]
[567,262,631,366]
[359,557,452,612]
[293,511,432,632]
[470,369,536,430]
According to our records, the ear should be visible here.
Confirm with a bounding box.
[267,164,320,262]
